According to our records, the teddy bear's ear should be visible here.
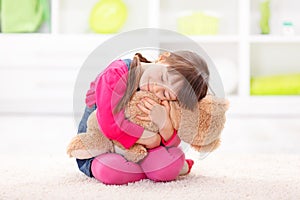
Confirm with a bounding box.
[191,139,221,152]
[192,95,229,146]
[200,95,229,116]
[178,94,229,151]
[157,52,171,62]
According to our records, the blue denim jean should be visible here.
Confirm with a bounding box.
[76,104,97,177]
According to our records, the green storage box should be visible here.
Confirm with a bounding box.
[177,12,219,35]
[251,73,300,95]
[1,0,50,33]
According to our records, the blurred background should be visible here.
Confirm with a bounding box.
[0,0,300,157]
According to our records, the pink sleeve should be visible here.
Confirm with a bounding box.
[161,130,181,147]
[85,80,97,108]
[95,60,144,149]
[86,73,102,108]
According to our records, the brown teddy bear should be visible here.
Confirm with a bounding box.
[67,91,229,162]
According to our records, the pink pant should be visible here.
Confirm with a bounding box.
[91,146,185,185]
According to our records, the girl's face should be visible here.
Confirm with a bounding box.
[139,63,182,101]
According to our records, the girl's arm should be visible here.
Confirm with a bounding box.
[160,129,181,148]
[136,129,161,149]
[137,98,181,148]
[95,60,159,149]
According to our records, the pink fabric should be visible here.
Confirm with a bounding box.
[91,153,146,185]
[161,130,181,147]
[85,80,97,108]
[86,60,144,149]
[140,146,185,182]
[87,60,186,184]
[91,147,185,184]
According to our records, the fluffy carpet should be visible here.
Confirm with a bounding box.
[1,152,299,200]
[1,115,300,199]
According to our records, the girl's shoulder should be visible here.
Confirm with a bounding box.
[101,59,131,80]
[106,59,131,72]
[122,59,132,70]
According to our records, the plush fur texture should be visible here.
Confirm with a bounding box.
[67,91,229,162]
[67,110,147,163]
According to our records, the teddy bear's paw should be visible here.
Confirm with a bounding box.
[70,149,109,159]
[124,145,148,163]
[191,139,221,153]
[68,149,91,159]
[67,136,91,159]
[66,135,98,159]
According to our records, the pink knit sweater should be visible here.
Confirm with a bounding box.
[85,60,144,149]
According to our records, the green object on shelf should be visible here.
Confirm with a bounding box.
[251,73,300,95]
[0,0,2,32]
[260,0,270,34]
[177,12,219,35]
[41,0,51,31]
[1,0,49,33]
[89,0,127,34]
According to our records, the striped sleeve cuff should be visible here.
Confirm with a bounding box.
[161,129,181,147]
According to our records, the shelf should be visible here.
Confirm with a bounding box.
[250,43,300,77]
[160,0,239,35]
[250,0,300,35]
[160,35,239,43]
[250,35,300,43]
[227,96,300,116]
[0,32,239,43]
[0,34,115,69]
[57,0,152,34]
[0,0,300,115]
[0,32,115,40]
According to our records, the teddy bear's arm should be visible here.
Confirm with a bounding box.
[67,110,115,159]
[66,132,115,159]
[113,141,148,163]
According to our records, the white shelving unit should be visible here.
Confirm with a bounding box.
[0,0,299,115]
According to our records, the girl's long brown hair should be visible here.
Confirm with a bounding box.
[113,53,151,114]
[113,51,209,113]
[162,51,209,110]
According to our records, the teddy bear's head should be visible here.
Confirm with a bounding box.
[126,91,229,153]
[125,91,161,132]
[176,94,229,152]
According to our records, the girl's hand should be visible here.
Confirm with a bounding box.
[137,98,174,141]
[136,129,161,149]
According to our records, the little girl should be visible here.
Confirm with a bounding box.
[76,51,209,185]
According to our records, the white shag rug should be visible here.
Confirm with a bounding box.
[1,115,300,199]
[1,152,300,200]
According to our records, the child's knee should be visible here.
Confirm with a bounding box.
[91,161,123,185]
[140,146,185,182]
[91,153,146,185]
[145,153,185,182]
